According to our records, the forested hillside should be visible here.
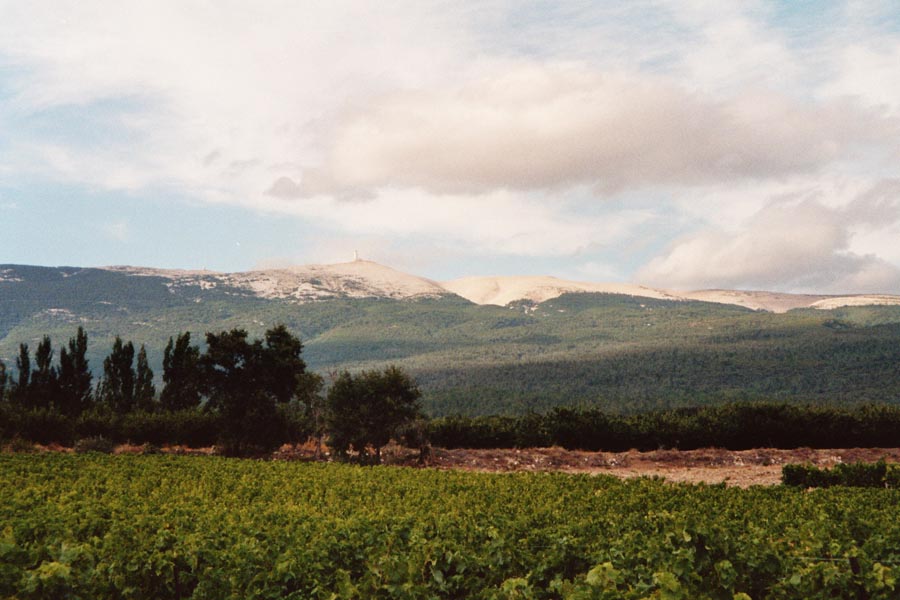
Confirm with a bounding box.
[3,265,900,416]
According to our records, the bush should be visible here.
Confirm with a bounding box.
[6,437,37,453]
[429,403,900,452]
[782,460,894,488]
[74,436,116,454]
[0,408,74,445]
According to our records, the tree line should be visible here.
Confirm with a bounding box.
[5,326,900,455]
[0,326,424,459]
[428,403,900,451]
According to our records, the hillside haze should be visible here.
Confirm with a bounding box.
[3,260,900,416]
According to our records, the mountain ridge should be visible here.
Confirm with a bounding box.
[4,261,900,416]
[5,260,900,313]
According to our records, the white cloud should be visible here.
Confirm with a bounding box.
[279,64,892,197]
[824,43,900,116]
[1,2,900,290]
[637,187,900,293]
[260,187,655,258]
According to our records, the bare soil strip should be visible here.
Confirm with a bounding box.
[414,446,900,487]
[16,442,900,487]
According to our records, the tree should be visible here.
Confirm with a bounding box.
[261,324,307,404]
[298,371,326,458]
[201,326,308,455]
[160,333,201,411]
[0,359,6,401]
[97,337,135,412]
[28,336,59,410]
[201,328,272,455]
[58,327,93,416]
[10,343,31,407]
[134,345,156,411]
[326,365,423,463]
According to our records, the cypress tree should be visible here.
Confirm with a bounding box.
[11,343,31,407]
[31,336,58,409]
[58,327,93,416]
[160,333,201,411]
[0,359,6,401]
[134,345,156,411]
[98,337,136,413]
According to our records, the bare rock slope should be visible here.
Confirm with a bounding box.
[108,260,448,302]
[106,261,900,312]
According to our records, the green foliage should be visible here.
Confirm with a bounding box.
[160,332,201,411]
[97,336,136,412]
[30,335,57,410]
[5,265,900,417]
[134,345,155,411]
[57,327,93,416]
[72,435,115,454]
[9,343,31,407]
[3,454,900,599]
[201,326,308,455]
[429,403,900,451]
[326,365,423,462]
[0,406,224,447]
[782,460,899,488]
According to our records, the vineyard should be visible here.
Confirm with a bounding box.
[2,454,899,599]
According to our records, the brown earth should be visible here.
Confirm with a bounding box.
[280,444,900,487]
[11,441,900,487]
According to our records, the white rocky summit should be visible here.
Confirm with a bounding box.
[98,261,900,312]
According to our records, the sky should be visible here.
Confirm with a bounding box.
[1,1,900,293]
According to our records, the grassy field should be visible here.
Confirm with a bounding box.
[2,453,900,599]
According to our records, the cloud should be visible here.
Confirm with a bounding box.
[1,2,900,290]
[268,188,656,258]
[288,64,892,197]
[637,186,900,293]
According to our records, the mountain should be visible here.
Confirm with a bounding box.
[441,276,680,306]
[8,259,896,312]
[104,260,448,302]
[3,260,900,417]
[440,275,900,312]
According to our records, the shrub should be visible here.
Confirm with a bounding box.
[6,437,37,453]
[74,436,116,454]
[782,460,892,488]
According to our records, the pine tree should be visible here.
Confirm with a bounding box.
[134,345,156,411]
[58,327,93,416]
[160,332,201,411]
[98,337,136,413]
